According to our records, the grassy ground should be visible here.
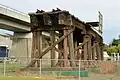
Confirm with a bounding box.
[0,76,56,80]
[0,62,21,72]
[0,76,76,80]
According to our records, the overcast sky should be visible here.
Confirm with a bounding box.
[0,0,120,43]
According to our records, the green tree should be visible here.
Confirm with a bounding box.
[106,46,117,56]
[112,38,120,46]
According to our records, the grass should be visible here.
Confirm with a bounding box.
[0,62,21,72]
[0,76,56,80]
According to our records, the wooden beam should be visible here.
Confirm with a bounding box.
[74,41,86,51]
[63,30,68,66]
[87,37,92,60]
[92,42,96,60]
[31,32,35,58]
[100,43,103,60]
[40,28,75,58]
[30,31,36,67]
[68,29,75,67]
[83,35,89,60]
[36,31,40,67]
[96,42,101,60]
[55,47,63,56]
[74,40,78,60]
[50,31,56,67]
[36,31,42,67]
[57,31,63,67]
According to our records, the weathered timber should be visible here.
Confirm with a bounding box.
[36,31,42,67]
[68,29,75,67]
[27,9,103,69]
[40,28,75,58]
[74,41,86,51]
[87,36,92,60]
[36,31,40,67]
[96,42,101,60]
[100,43,103,60]
[63,30,68,66]
[50,31,56,67]
[25,31,42,68]
[83,35,88,60]
[74,40,78,60]
[57,31,64,67]
[92,42,96,60]
[31,32,35,58]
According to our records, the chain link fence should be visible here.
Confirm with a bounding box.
[0,57,120,80]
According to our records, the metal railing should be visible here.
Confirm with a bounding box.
[0,57,120,80]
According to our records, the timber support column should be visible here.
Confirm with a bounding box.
[68,29,75,67]
[83,34,92,60]
[87,35,92,60]
[83,35,88,60]
[96,41,101,60]
[100,42,103,60]
[92,41,96,60]
[36,31,42,67]
[50,31,56,67]
[63,30,68,67]
[58,31,63,67]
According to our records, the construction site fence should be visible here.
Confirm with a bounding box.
[0,57,120,80]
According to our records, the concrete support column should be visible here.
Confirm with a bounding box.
[11,32,32,58]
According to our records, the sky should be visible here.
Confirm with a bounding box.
[0,0,120,44]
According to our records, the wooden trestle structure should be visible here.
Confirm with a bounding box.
[27,9,103,68]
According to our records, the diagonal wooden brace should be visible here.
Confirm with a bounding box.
[39,28,75,58]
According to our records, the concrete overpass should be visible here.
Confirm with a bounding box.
[0,4,30,32]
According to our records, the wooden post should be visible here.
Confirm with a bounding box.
[100,43,103,60]
[36,31,40,67]
[83,35,88,60]
[31,32,35,58]
[92,42,96,60]
[58,40,63,67]
[96,42,101,60]
[87,36,92,60]
[63,30,68,67]
[57,31,63,67]
[68,29,75,67]
[36,31,42,67]
[50,31,56,67]
[30,31,36,67]
[74,40,78,60]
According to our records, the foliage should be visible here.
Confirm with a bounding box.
[106,37,120,56]
[112,38,120,46]
[106,46,117,56]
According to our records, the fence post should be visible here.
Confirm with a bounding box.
[79,60,80,80]
[39,59,41,75]
[3,57,6,76]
